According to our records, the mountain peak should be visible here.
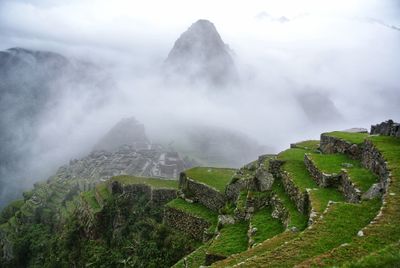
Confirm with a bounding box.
[165,19,238,86]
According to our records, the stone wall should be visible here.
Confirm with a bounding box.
[320,134,362,159]
[164,206,211,241]
[339,170,362,203]
[370,120,400,138]
[304,154,341,187]
[281,171,309,214]
[362,140,390,192]
[108,181,176,205]
[269,194,290,228]
[179,173,226,212]
[268,159,309,214]
[151,189,177,204]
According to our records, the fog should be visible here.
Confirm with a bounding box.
[0,0,399,206]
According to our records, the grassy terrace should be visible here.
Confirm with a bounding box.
[212,231,299,267]
[347,241,400,267]
[308,153,378,192]
[166,198,218,229]
[292,140,320,150]
[271,180,308,229]
[95,183,112,201]
[278,148,320,191]
[172,243,210,268]
[207,221,249,257]
[81,190,101,212]
[323,131,369,145]
[277,148,344,212]
[308,188,344,213]
[297,135,400,267]
[250,208,284,244]
[111,175,178,189]
[238,198,381,267]
[185,167,236,192]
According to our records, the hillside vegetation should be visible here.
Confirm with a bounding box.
[1,120,399,267]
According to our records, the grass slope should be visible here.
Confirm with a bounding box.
[166,198,218,228]
[111,175,178,189]
[308,153,378,192]
[207,221,249,257]
[250,208,284,245]
[297,135,400,267]
[240,198,381,267]
[185,167,236,192]
[323,131,369,145]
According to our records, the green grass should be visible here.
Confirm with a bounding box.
[81,190,101,212]
[296,135,400,267]
[212,231,299,267]
[308,153,378,192]
[309,188,345,213]
[251,208,285,244]
[238,198,382,267]
[95,183,112,201]
[271,180,308,229]
[277,147,345,214]
[172,243,210,268]
[166,198,218,228]
[324,131,369,145]
[207,221,249,256]
[278,148,319,191]
[185,167,236,192]
[345,241,400,268]
[293,140,320,150]
[111,175,178,189]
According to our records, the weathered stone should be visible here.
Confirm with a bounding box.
[320,134,363,159]
[362,183,384,200]
[339,170,362,203]
[217,215,235,229]
[371,119,400,137]
[255,167,274,191]
[164,206,212,241]
[304,154,341,187]
[179,172,226,212]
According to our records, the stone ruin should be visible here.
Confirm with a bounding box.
[370,119,400,138]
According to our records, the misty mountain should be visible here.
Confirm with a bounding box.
[170,124,269,168]
[296,91,342,123]
[94,117,150,152]
[165,19,239,86]
[0,47,114,206]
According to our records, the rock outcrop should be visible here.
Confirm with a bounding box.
[165,19,238,86]
[370,119,400,137]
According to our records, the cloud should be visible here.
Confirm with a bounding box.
[0,0,399,205]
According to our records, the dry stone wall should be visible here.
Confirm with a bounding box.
[339,170,362,203]
[362,140,390,192]
[320,134,363,159]
[179,173,226,212]
[304,154,341,187]
[108,181,176,205]
[281,171,309,214]
[164,206,211,241]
